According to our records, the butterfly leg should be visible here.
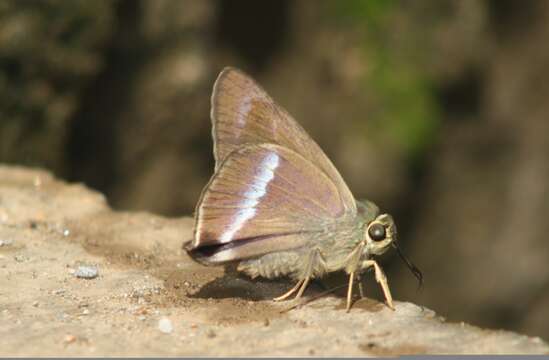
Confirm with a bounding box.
[361,260,395,310]
[273,248,324,302]
[340,243,365,311]
[346,272,355,312]
[357,273,366,298]
[346,273,367,312]
[294,276,311,300]
[273,279,304,301]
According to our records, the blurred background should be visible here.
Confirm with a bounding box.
[1,0,548,340]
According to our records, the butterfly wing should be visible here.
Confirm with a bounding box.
[187,144,346,264]
[211,67,357,215]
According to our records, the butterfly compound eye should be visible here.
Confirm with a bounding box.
[368,223,386,241]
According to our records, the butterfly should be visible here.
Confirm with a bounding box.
[184,67,422,311]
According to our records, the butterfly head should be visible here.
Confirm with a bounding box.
[364,213,396,256]
[356,199,423,287]
[362,212,424,288]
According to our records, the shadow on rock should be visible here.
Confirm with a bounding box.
[189,272,327,302]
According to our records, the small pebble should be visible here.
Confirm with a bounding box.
[158,317,173,334]
[63,229,70,237]
[134,306,148,315]
[32,301,39,307]
[33,176,42,187]
[0,239,12,247]
[74,266,98,279]
[64,334,77,344]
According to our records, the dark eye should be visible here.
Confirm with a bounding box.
[368,223,386,241]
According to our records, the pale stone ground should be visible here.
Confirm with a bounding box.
[0,165,547,356]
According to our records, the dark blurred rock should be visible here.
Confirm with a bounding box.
[0,0,116,172]
[389,0,549,340]
[66,0,216,215]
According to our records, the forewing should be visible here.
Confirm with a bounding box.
[211,67,356,214]
[187,144,346,263]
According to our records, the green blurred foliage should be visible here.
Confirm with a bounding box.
[332,0,439,160]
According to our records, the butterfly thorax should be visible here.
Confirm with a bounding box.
[318,200,381,272]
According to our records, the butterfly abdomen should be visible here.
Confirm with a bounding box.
[237,250,302,279]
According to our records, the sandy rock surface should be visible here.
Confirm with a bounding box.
[0,165,547,356]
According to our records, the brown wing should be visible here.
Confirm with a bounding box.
[187,144,346,264]
[211,67,357,215]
